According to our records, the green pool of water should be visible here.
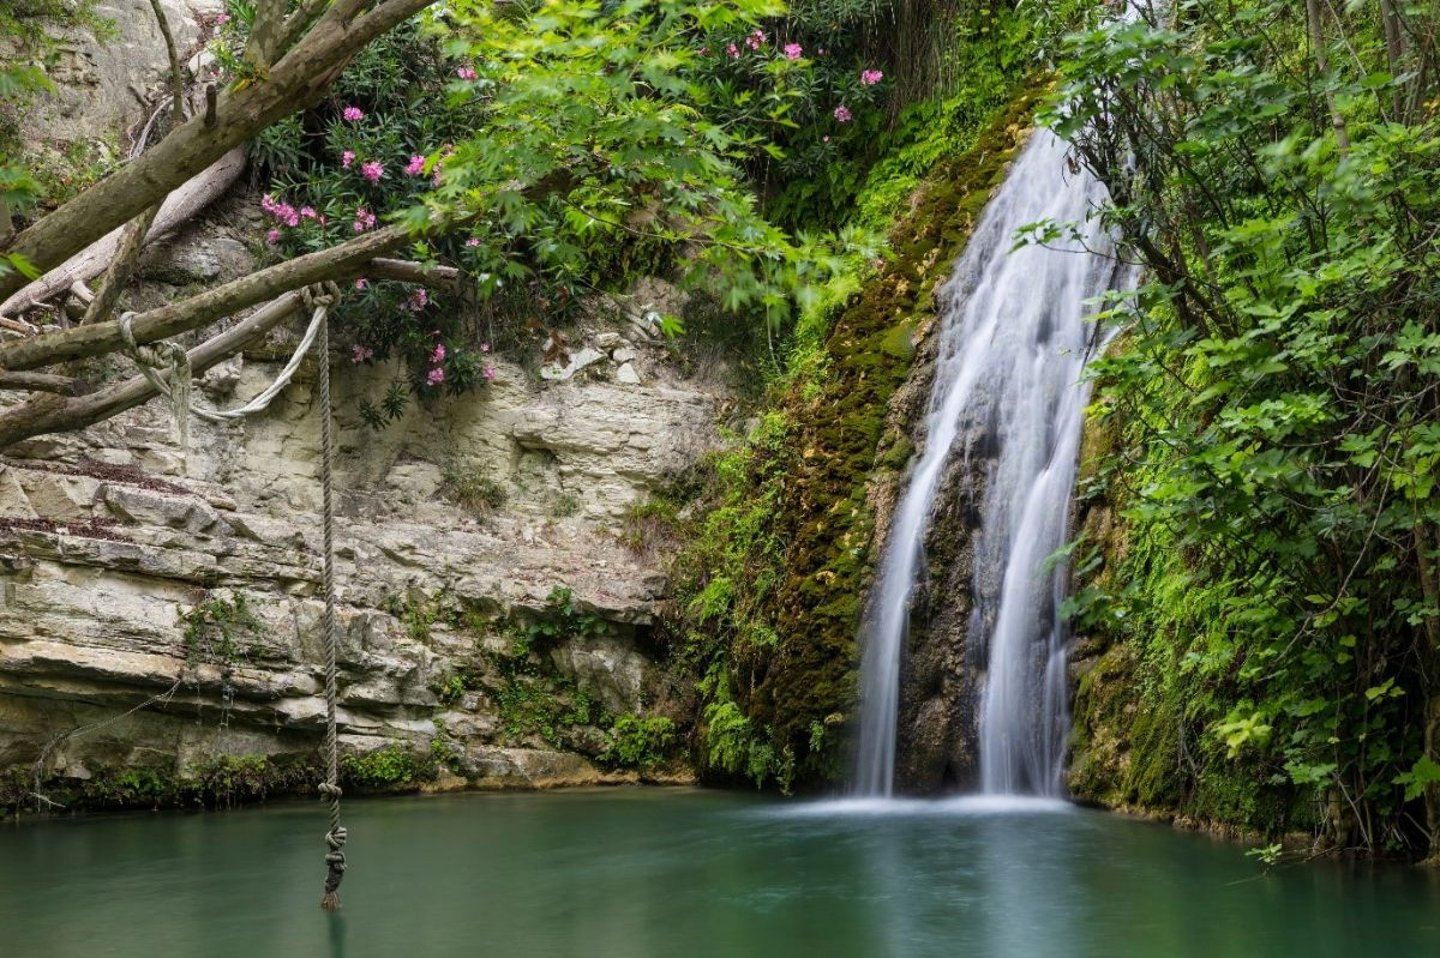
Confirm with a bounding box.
[2,789,1437,957]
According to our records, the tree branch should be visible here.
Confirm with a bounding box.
[147,0,187,125]
[0,292,308,449]
[0,0,438,302]
[0,222,413,372]
[80,206,161,327]
[366,258,463,291]
[0,371,92,396]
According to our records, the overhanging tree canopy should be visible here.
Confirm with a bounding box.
[0,0,840,447]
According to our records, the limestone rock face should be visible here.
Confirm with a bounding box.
[17,0,223,144]
[0,322,723,799]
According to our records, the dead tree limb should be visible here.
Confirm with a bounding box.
[0,372,93,395]
[0,149,247,319]
[0,222,414,373]
[0,292,308,448]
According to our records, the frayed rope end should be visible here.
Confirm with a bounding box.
[321,891,342,911]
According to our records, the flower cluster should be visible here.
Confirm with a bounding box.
[783,43,802,61]
[860,69,884,86]
[351,344,375,364]
[261,194,301,227]
[360,160,385,183]
[342,105,364,122]
[353,206,376,232]
[425,328,446,386]
[260,194,325,244]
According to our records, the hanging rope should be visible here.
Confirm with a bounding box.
[118,287,334,467]
[314,297,348,911]
[118,284,349,906]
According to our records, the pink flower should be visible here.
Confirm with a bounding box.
[404,155,426,176]
[482,366,496,381]
[430,343,446,364]
[361,160,384,183]
[818,47,827,56]
[726,43,740,58]
[341,150,355,169]
[300,206,318,220]
[426,367,446,386]
[465,237,481,247]
[479,342,491,353]
[352,207,376,232]
[409,288,429,311]
[700,46,710,56]
[265,229,280,244]
[822,135,831,143]
[215,13,230,24]
[860,69,884,86]
[784,43,802,60]
[342,106,364,122]
[351,344,374,364]
[355,278,368,290]
[834,104,853,123]
[746,29,766,50]
[455,66,477,80]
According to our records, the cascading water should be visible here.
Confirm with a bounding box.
[854,129,1131,798]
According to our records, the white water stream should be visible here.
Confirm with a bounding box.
[854,129,1130,797]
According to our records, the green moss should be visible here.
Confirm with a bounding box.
[5,753,324,815]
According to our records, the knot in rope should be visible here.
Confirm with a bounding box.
[318,782,343,800]
[120,310,193,453]
[299,282,339,313]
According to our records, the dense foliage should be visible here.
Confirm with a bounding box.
[655,1,1104,791]
[1052,0,1440,855]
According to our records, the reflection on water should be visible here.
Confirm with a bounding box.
[2,788,1438,957]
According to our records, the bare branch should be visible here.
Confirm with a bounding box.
[0,292,309,449]
[146,0,187,125]
[80,206,161,327]
[0,222,413,372]
[0,371,93,396]
[366,258,463,291]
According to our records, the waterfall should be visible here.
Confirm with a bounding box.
[854,129,1130,798]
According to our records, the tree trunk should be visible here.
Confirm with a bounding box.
[0,292,309,448]
[1305,0,1351,156]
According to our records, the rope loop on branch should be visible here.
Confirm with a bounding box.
[117,282,342,469]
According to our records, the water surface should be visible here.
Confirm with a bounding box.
[2,789,1436,957]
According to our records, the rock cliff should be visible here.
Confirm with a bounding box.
[1,267,724,805]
